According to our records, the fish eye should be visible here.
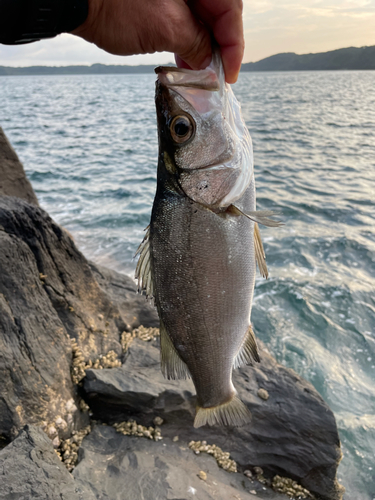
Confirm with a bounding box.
[170,115,195,144]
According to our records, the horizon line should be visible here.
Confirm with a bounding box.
[1,44,373,69]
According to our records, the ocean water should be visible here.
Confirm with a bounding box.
[1,70,374,499]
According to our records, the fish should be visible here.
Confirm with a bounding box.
[135,50,281,428]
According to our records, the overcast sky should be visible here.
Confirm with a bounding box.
[1,0,374,67]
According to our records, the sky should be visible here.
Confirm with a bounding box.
[0,0,374,67]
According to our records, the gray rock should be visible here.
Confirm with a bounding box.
[0,196,156,440]
[0,425,95,500]
[83,338,344,500]
[89,261,159,330]
[0,196,123,360]
[0,127,39,205]
[84,339,194,420]
[0,199,85,441]
[73,425,286,500]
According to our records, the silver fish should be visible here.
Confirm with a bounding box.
[135,51,280,428]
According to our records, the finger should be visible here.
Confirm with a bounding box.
[210,4,244,83]
[220,43,244,84]
[188,0,244,83]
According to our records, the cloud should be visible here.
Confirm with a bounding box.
[243,0,375,61]
[0,34,173,67]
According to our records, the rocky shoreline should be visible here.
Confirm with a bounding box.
[0,128,344,500]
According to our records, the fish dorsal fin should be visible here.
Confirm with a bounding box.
[230,205,283,228]
[233,325,260,370]
[134,225,155,299]
[254,223,268,279]
[194,394,252,428]
[160,320,191,380]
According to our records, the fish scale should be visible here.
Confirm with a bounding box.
[151,178,256,410]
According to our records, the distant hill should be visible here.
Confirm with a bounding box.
[242,46,375,71]
[0,63,157,76]
[0,46,374,76]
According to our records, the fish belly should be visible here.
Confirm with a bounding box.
[151,178,256,411]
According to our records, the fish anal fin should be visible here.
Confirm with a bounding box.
[160,321,191,380]
[134,225,155,300]
[194,394,251,428]
[233,324,260,369]
[254,223,269,279]
[230,205,283,228]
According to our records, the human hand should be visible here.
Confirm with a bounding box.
[71,0,244,83]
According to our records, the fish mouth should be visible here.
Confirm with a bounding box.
[155,66,220,92]
[177,156,235,173]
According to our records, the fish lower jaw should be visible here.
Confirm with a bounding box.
[178,159,234,173]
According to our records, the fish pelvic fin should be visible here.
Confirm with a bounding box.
[160,320,191,380]
[134,225,155,300]
[233,325,260,370]
[254,223,268,279]
[194,394,252,428]
[230,205,283,228]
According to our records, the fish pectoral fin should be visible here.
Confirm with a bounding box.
[160,320,191,380]
[233,325,260,370]
[254,223,269,279]
[230,205,283,228]
[134,225,155,300]
[194,394,252,428]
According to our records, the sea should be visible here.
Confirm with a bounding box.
[1,70,374,499]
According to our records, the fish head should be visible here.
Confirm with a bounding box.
[155,51,253,208]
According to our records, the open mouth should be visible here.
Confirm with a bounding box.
[155,66,220,92]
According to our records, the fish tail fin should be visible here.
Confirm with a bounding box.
[194,395,251,428]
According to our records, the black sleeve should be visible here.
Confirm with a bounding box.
[0,0,89,45]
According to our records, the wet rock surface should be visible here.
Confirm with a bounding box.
[83,338,343,500]
[0,425,95,500]
[73,425,286,500]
